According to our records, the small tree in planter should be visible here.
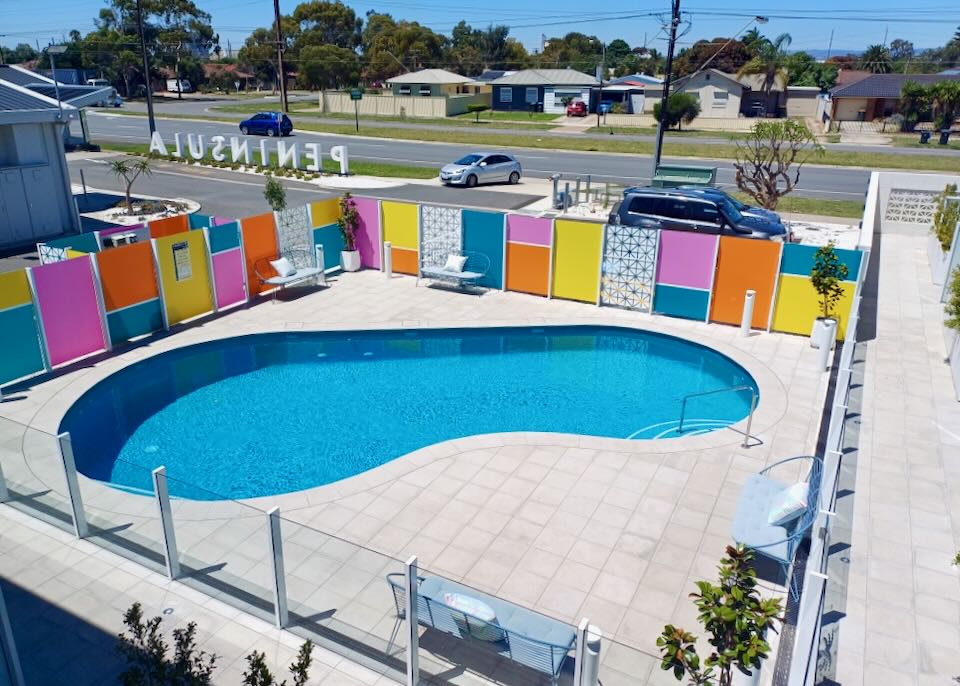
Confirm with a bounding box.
[944,268,960,331]
[117,602,217,685]
[337,192,362,271]
[657,545,783,686]
[108,157,153,215]
[263,174,287,212]
[809,241,849,349]
[242,642,314,686]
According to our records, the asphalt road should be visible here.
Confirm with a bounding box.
[85,112,872,201]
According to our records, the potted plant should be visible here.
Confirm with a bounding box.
[337,192,361,272]
[809,241,849,349]
[657,545,783,686]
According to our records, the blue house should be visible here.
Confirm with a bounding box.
[490,69,598,114]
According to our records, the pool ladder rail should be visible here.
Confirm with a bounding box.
[678,385,758,448]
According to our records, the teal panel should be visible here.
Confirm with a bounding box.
[780,243,862,282]
[46,232,100,253]
[652,284,710,321]
[0,305,45,384]
[462,209,505,289]
[107,299,163,343]
[189,214,212,229]
[313,224,346,271]
[208,220,241,254]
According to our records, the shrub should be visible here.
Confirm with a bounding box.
[653,93,701,130]
[337,192,359,251]
[810,241,849,319]
[263,174,287,211]
[467,103,489,123]
[610,102,626,114]
[932,183,960,251]
[945,268,960,331]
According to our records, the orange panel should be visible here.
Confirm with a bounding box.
[506,242,550,296]
[392,247,419,275]
[148,214,189,239]
[709,236,781,328]
[241,212,278,295]
[96,242,159,311]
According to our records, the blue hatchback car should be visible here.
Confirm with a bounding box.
[239,112,293,137]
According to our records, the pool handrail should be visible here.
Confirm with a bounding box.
[678,384,757,447]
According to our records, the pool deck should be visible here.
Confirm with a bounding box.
[0,270,833,685]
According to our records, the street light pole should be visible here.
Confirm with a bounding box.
[651,0,681,177]
[273,0,289,113]
[46,45,66,121]
[135,0,157,135]
[596,41,606,129]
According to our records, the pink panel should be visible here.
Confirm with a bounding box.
[655,230,717,290]
[212,216,235,226]
[32,256,106,366]
[212,248,246,308]
[353,196,381,269]
[99,223,144,237]
[507,214,552,246]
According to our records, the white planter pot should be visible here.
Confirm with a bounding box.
[341,250,361,272]
[810,317,838,350]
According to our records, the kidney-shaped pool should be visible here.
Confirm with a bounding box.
[60,326,758,500]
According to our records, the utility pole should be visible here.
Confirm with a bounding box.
[826,30,834,61]
[596,40,606,129]
[175,40,183,100]
[273,0,288,113]
[651,0,681,176]
[135,0,156,135]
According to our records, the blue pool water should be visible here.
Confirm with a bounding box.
[61,326,757,500]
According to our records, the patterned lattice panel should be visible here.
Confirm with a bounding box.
[275,206,312,266]
[884,188,939,224]
[38,244,67,265]
[600,224,658,312]
[420,205,462,269]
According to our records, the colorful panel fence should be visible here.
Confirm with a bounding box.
[505,243,550,296]
[382,201,419,275]
[353,196,381,269]
[506,214,552,247]
[601,224,658,311]
[552,220,602,303]
[155,231,214,326]
[310,198,340,228]
[240,212,278,295]
[276,206,312,257]
[207,221,246,309]
[98,224,149,249]
[771,243,862,339]
[31,256,107,366]
[313,224,345,272]
[149,214,190,239]
[462,210,505,289]
[709,236,781,329]
[0,271,45,384]
[420,205,462,269]
[188,214,212,230]
[653,231,718,320]
[97,242,164,342]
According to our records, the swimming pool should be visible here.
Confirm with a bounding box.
[61,326,758,500]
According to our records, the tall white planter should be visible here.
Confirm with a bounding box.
[810,317,837,350]
[341,250,361,272]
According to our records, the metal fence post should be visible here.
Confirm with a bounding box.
[740,289,756,336]
[56,432,88,539]
[384,241,393,279]
[267,507,288,629]
[404,555,419,686]
[151,467,180,580]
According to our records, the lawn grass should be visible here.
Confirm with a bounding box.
[449,110,561,123]
[730,192,865,219]
[97,110,960,173]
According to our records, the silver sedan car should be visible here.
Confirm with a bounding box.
[440,152,522,187]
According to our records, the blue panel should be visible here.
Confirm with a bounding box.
[780,243,862,282]
[208,220,241,254]
[189,214,211,230]
[107,299,164,343]
[313,224,346,271]
[0,305,45,384]
[462,210,505,289]
[46,232,100,253]
[652,284,710,321]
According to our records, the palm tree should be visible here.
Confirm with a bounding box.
[858,44,893,73]
[931,81,960,130]
[741,28,765,54]
[737,33,792,113]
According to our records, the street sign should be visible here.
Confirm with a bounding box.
[350,89,363,101]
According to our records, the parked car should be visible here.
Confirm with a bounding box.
[624,185,782,224]
[440,153,522,187]
[609,189,787,239]
[566,99,587,117]
[239,112,294,137]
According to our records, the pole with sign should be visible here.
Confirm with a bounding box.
[351,88,362,132]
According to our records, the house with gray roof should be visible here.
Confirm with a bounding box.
[490,68,599,113]
[385,69,480,97]
[827,72,960,122]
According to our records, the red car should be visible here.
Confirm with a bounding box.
[566,99,587,117]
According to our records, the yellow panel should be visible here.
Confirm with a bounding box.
[551,219,602,303]
[771,274,856,340]
[155,232,214,326]
[0,270,32,310]
[310,198,340,227]
[381,201,418,250]
[65,249,87,259]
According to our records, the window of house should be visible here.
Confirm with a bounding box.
[525,87,538,104]
[419,85,432,96]
[713,91,728,108]
[499,88,513,103]
[398,85,411,95]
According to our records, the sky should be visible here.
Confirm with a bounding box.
[1,0,958,57]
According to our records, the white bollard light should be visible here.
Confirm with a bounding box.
[816,319,837,371]
[384,241,393,279]
[740,289,756,337]
[573,618,602,686]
